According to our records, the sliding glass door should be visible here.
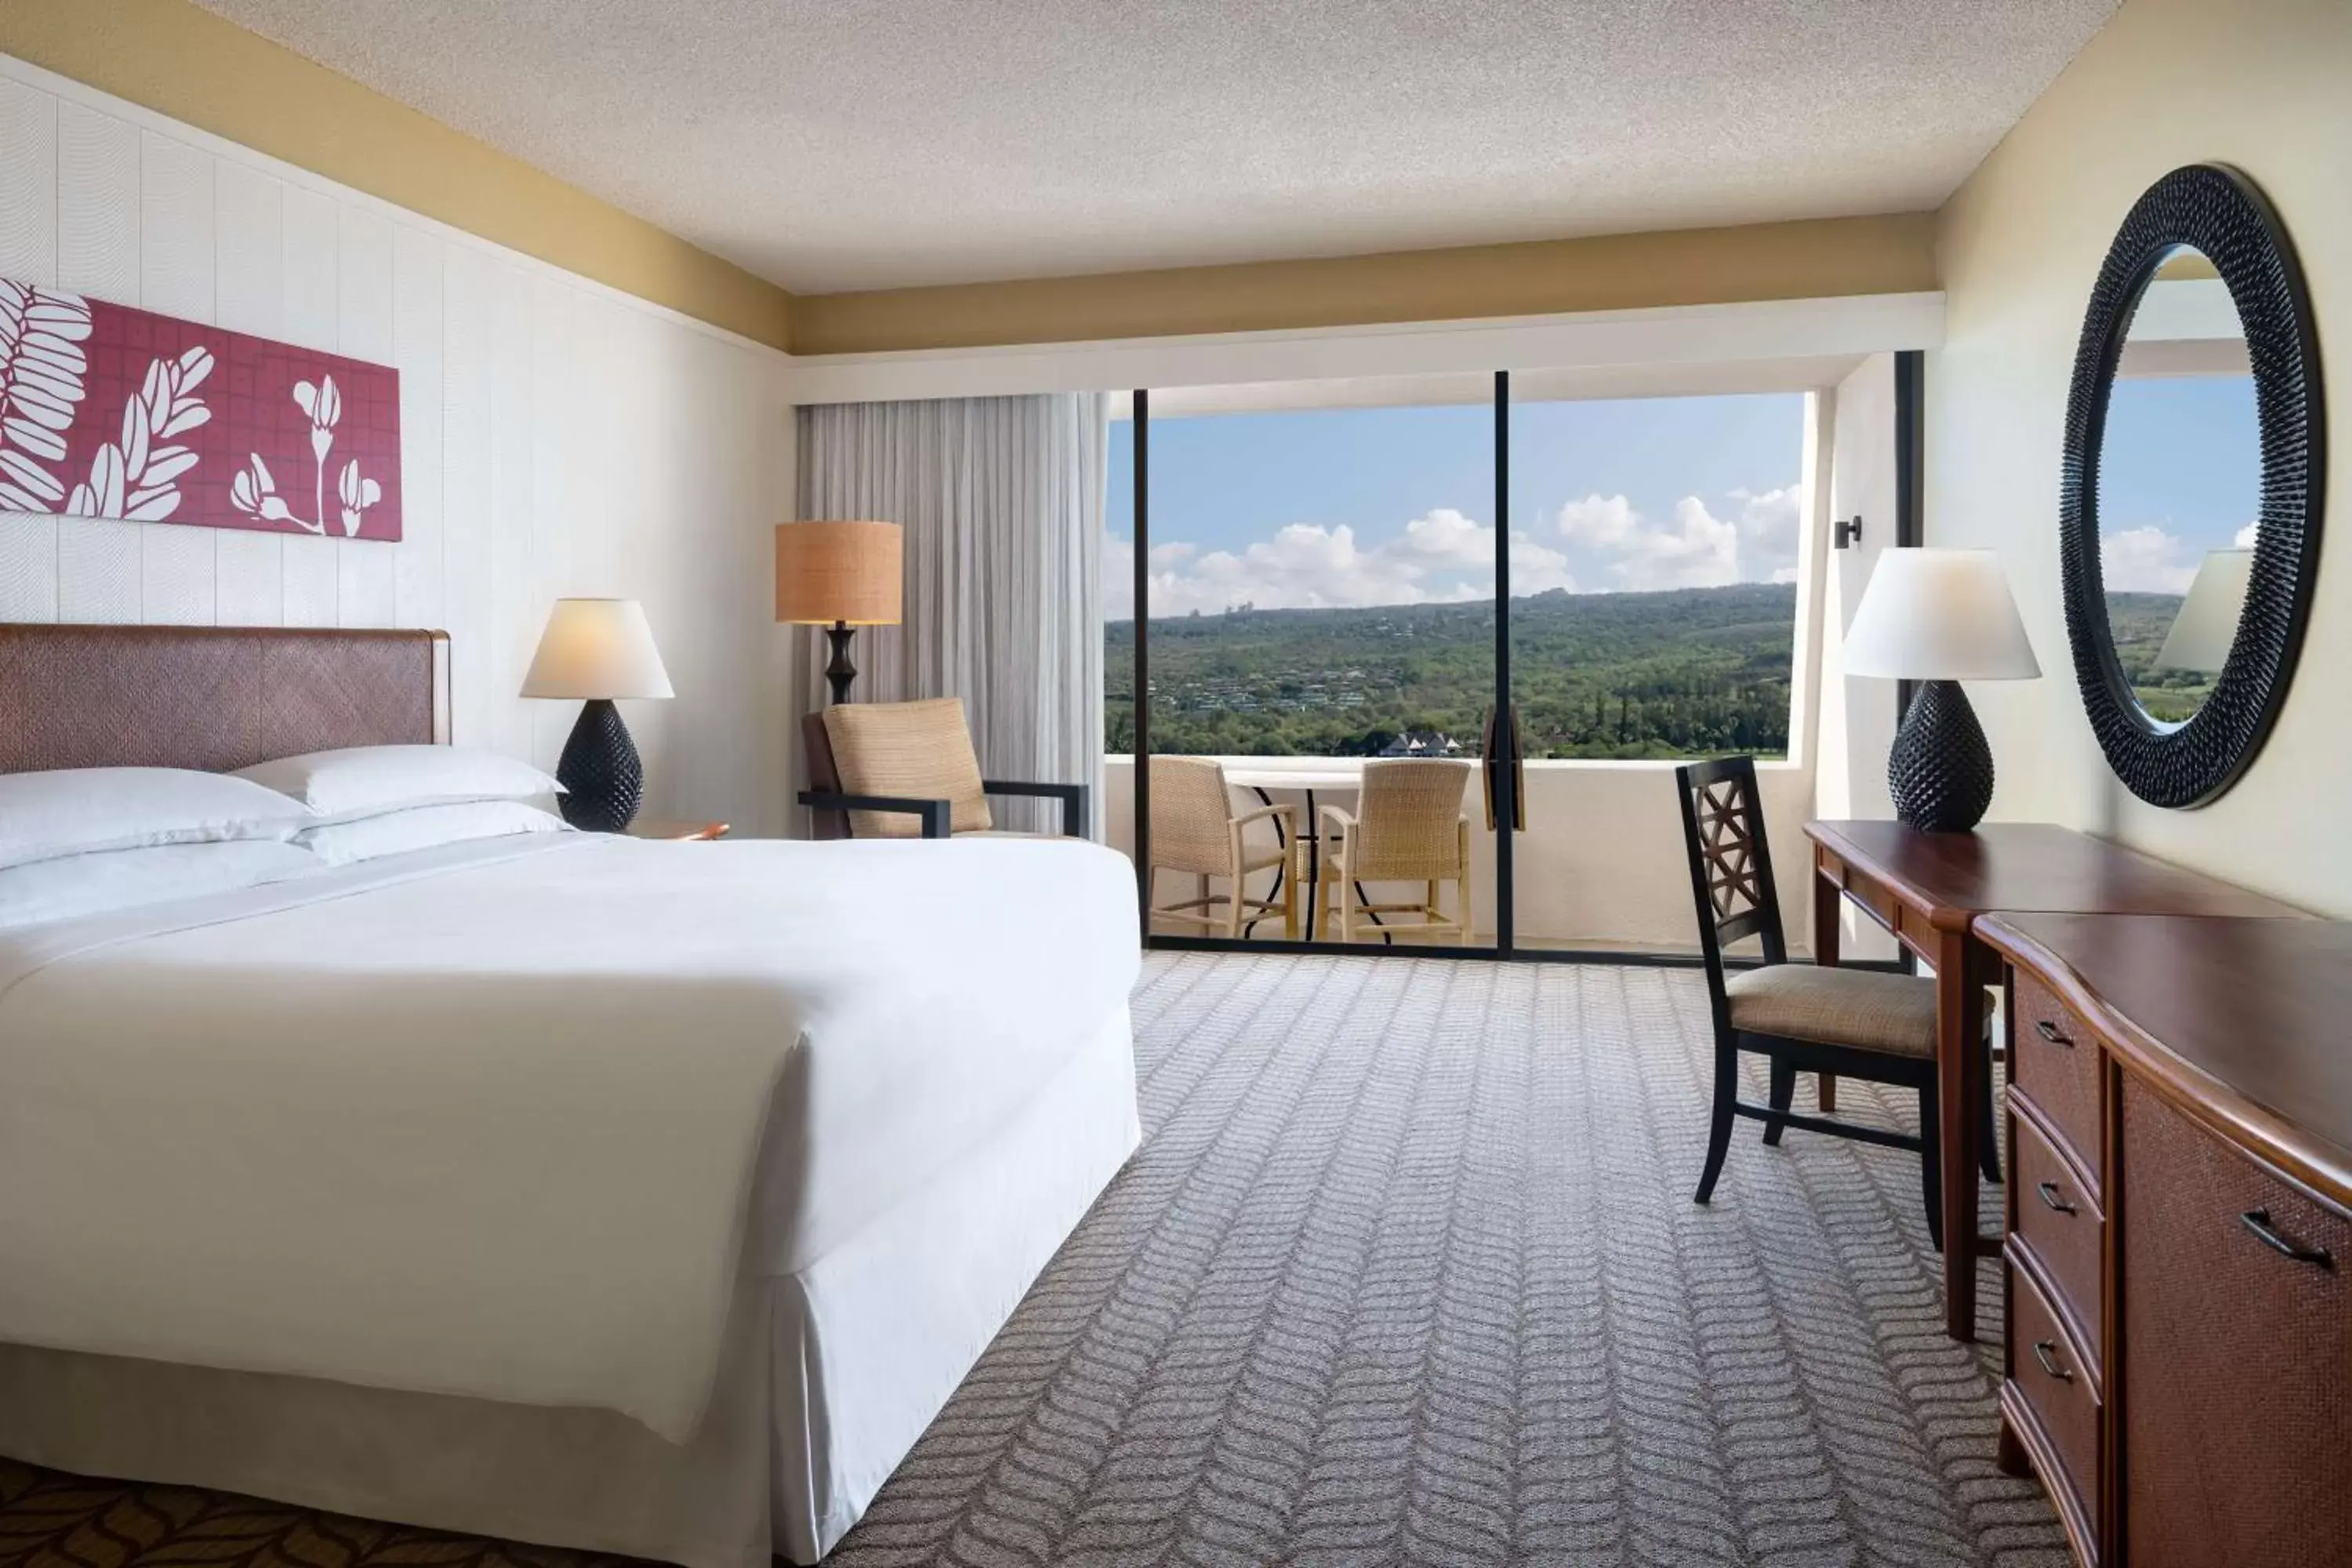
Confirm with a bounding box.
[1115,376,1499,952]
[1504,387,1811,953]
[1116,374,1813,960]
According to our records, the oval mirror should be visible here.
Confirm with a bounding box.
[2060,165,2325,808]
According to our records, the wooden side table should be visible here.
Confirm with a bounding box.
[624,819,730,841]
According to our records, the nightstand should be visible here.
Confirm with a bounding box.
[623,819,731,841]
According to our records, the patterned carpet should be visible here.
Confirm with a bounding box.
[0,953,2063,1568]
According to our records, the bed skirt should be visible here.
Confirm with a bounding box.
[0,1005,1139,1567]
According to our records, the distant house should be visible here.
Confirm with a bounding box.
[1377,731,1464,757]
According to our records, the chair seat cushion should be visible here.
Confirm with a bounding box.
[1725,964,1937,1058]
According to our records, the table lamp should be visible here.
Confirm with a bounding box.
[2153,548,2252,673]
[1842,548,2041,833]
[521,597,674,832]
[775,521,903,704]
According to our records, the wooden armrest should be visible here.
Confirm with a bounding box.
[797,789,951,839]
[981,779,1088,837]
[1317,804,1357,834]
[1229,801,1298,832]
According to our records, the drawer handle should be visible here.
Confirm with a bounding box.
[2035,1180,2076,1215]
[2034,1018,2074,1048]
[2240,1208,2336,1269]
[2031,1339,2074,1383]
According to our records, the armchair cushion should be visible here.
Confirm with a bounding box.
[822,699,993,838]
[1725,964,1936,1058]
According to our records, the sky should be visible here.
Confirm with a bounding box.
[2096,372,2261,593]
[1105,393,1806,619]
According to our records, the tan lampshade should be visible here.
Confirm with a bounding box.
[775,521,903,626]
[521,598,674,700]
[2153,548,2253,673]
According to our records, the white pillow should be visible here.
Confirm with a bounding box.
[0,840,325,931]
[295,800,572,868]
[236,745,564,819]
[0,766,315,872]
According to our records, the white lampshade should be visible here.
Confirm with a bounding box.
[1843,548,2042,681]
[2152,549,2252,673]
[521,598,674,700]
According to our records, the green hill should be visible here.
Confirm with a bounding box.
[2103,591,2209,724]
[1107,582,1797,760]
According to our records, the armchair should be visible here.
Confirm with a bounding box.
[798,699,1087,840]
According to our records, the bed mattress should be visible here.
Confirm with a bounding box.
[0,831,1141,1449]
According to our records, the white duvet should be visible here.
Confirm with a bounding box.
[0,832,1139,1442]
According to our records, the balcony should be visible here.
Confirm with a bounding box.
[1104,752,1828,956]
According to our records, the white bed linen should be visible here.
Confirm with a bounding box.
[0,831,1139,1446]
[0,1004,1138,1567]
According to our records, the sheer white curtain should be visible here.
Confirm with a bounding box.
[796,394,1109,835]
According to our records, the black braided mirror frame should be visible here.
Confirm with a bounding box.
[2059,163,2325,808]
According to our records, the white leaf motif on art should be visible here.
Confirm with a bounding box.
[67,344,213,521]
[0,281,94,516]
[337,457,383,538]
[233,371,376,536]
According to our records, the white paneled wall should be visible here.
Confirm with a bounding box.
[0,57,796,833]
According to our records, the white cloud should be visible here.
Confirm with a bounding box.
[2101,524,2198,593]
[1551,484,1802,590]
[1555,491,1738,590]
[1618,496,1741,590]
[1105,481,1806,617]
[1104,507,1566,617]
[1730,485,1804,581]
[1394,506,1494,566]
[1555,492,1639,547]
[1508,535,1577,594]
[2234,521,2259,549]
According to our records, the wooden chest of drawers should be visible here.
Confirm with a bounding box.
[1980,914,2352,1568]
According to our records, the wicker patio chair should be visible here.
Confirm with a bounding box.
[1308,758,1474,944]
[1148,757,1298,938]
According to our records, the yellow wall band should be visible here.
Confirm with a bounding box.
[788,212,1942,356]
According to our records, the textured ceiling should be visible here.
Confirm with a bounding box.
[194,0,2118,296]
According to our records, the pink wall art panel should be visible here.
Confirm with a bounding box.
[0,278,401,540]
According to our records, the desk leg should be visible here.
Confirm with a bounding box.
[1936,926,1987,1342]
[1810,865,1840,1114]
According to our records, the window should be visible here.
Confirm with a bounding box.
[1508,391,1808,759]
[1106,383,1809,760]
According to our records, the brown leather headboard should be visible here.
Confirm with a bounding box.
[0,624,451,774]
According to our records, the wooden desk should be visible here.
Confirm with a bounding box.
[1976,913,2351,1568]
[1802,821,2300,1341]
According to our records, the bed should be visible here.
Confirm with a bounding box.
[0,624,1142,1567]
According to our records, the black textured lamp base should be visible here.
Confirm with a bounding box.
[556,698,644,833]
[1889,680,1995,833]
